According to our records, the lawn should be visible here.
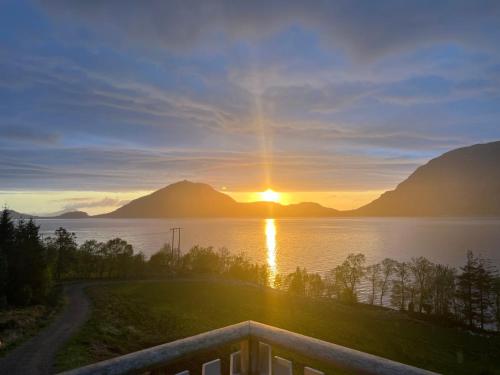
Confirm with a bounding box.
[56,280,500,375]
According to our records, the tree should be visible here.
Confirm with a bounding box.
[493,277,500,331]
[410,257,434,313]
[149,243,176,276]
[0,209,14,306]
[9,219,52,305]
[323,269,339,298]
[365,263,381,304]
[307,273,324,298]
[286,267,307,295]
[333,253,366,303]
[102,238,134,278]
[77,240,104,278]
[431,264,456,317]
[379,258,397,305]
[456,251,478,328]
[475,258,494,329]
[274,273,284,290]
[182,246,222,275]
[391,261,410,311]
[46,227,78,280]
[131,252,147,278]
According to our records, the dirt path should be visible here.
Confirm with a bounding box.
[0,283,91,375]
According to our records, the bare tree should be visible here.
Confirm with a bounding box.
[366,263,381,304]
[391,261,410,311]
[379,258,397,305]
[431,264,456,317]
[366,263,382,305]
[410,257,435,313]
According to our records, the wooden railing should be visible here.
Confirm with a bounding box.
[58,321,439,375]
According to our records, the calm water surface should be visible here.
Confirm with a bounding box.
[38,217,500,278]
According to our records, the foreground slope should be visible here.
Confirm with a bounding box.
[56,280,500,375]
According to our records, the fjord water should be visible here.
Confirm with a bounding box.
[38,217,500,274]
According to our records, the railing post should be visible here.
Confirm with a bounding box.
[240,338,259,375]
[240,340,250,375]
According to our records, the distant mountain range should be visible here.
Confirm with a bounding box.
[7,141,500,218]
[5,209,89,220]
[5,209,41,220]
[96,181,339,218]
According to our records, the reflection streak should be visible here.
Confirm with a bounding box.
[265,218,277,285]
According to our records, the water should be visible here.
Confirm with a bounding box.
[37,217,500,275]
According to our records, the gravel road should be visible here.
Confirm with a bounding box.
[0,284,91,375]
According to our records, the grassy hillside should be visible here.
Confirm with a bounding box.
[56,280,500,374]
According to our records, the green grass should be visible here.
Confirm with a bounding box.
[0,302,61,355]
[56,280,500,375]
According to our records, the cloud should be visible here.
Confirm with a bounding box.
[1,0,500,197]
[0,143,433,191]
[0,125,60,145]
[60,197,131,211]
[41,0,500,60]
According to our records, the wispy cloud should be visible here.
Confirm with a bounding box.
[0,0,499,197]
[59,197,131,211]
[41,0,500,60]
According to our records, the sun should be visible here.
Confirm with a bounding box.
[260,188,281,203]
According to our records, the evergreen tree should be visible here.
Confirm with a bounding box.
[475,258,494,329]
[493,277,500,331]
[8,219,51,305]
[456,251,479,328]
[0,209,15,306]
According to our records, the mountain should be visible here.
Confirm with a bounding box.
[13,140,497,219]
[51,211,89,219]
[352,141,500,216]
[99,141,500,218]
[98,180,340,218]
[5,209,40,219]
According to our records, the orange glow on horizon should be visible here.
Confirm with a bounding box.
[227,190,385,210]
[259,188,281,203]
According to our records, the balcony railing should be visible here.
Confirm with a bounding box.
[58,321,439,375]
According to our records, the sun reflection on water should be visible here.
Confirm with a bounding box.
[265,218,277,285]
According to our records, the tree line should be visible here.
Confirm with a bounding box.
[1,208,499,332]
[274,252,500,331]
[0,209,268,307]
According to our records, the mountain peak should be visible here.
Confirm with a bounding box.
[355,140,500,216]
[99,180,338,218]
[101,180,237,218]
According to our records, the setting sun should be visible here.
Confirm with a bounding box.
[260,188,280,203]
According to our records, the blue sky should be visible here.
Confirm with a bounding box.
[1,0,500,213]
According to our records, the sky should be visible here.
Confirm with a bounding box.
[1,0,500,215]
